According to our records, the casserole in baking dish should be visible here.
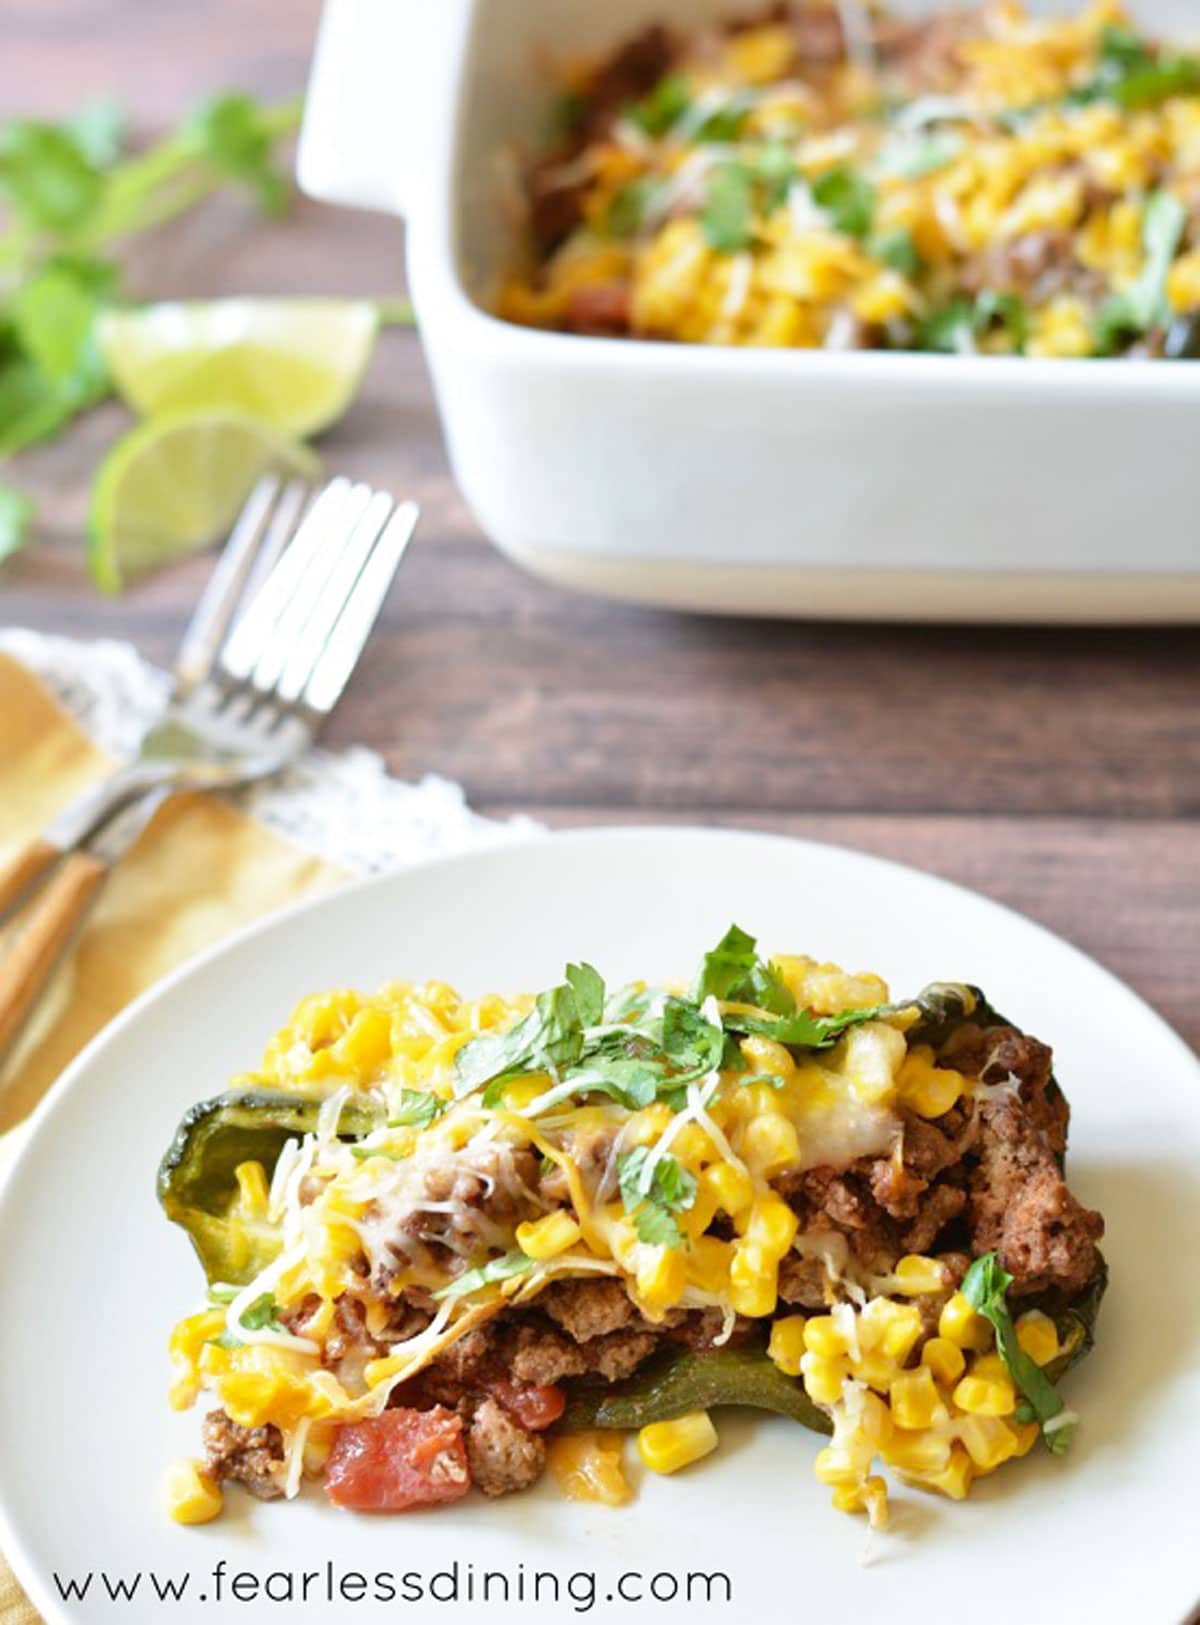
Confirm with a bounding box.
[299,0,1200,621]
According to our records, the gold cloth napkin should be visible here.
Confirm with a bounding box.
[0,650,345,1624]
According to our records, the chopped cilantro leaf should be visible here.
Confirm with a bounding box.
[962,1253,1075,1453]
[566,962,606,1027]
[873,131,962,179]
[605,176,662,239]
[724,1003,885,1049]
[812,167,875,238]
[388,1089,447,1130]
[695,101,752,143]
[870,226,922,276]
[630,73,691,138]
[702,161,755,251]
[239,1292,285,1332]
[618,1147,698,1251]
[433,1251,535,1300]
[692,923,794,1014]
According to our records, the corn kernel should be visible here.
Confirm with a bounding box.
[637,1411,718,1475]
[856,1389,894,1450]
[547,1432,631,1505]
[746,1197,800,1258]
[624,1103,675,1148]
[897,1046,967,1118]
[861,1297,924,1362]
[1016,1310,1060,1367]
[957,1413,1021,1473]
[515,1211,582,1260]
[831,1472,889,1526]
[890,1366,943,1431]
[813,1444,860,1488]
[767,1315,808,1376]
[729,1242,778,1317]
[738,1035,796,1082]
[851,1353,900,1392]
[893,1254,948,1296]
[804,1315,845,1359]
[333,1005,392,1076]
[1167,249,1200,312]
[939,1291,992,1351]
[953,1364,1017,1418]
[672,1122,714,1167]
[881,1426,952,1475]
[800,1352,849,1406]
[165,1459,223,1525]
[686,1235,733,1293]
[682,1182,720,1237]
[635,1244,688,1316]
[740,1113,801,1176]
[700,1160,754,1217]
[921,1336,966,1386]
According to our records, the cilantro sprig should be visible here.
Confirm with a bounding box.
[961,1253,1076,1454]
[617,1147,698,1249]
[206,1288,286,1349]
[0,90,303,547]
[433,1251,535,1301]
[388,1089,449,1131]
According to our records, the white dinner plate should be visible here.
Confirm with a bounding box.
[1,828,1197,1625]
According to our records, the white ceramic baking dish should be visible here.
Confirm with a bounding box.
[299,0,1200,622]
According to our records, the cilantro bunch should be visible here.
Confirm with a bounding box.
[0,91,302,558]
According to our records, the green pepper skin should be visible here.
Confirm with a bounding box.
[557,1341,832,1435]
[157,1088,380,1286]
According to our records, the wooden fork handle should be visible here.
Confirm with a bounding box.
[0,850,107,1063]
[0,837,62,922]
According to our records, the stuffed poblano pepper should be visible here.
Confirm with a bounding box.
[159,928,1105,1528]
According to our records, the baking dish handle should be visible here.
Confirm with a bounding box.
[297,0,458,217]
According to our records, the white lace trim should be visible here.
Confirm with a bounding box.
[0,628,541,875]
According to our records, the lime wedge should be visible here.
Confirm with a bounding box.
[88,410,320,593]
[97,298,380,437]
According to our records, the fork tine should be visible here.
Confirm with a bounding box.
[220,477,356,683]
[300,500,419,716]
[241,481,376,695]
[238,477,313,615]
[275,489,396,705]
[172,475,282,697]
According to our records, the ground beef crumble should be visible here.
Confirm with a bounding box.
[201,1411,285,1500]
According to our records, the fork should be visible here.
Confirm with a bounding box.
[0,474,418,1064]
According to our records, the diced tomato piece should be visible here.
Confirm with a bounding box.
[324,1406,471,1511]
[492,1379,565,1432]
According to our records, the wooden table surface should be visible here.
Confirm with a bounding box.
[3,0,1197,1048]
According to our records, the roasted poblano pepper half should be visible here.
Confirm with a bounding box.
[157,1088,380,1285]
[159,983,1104,1438]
